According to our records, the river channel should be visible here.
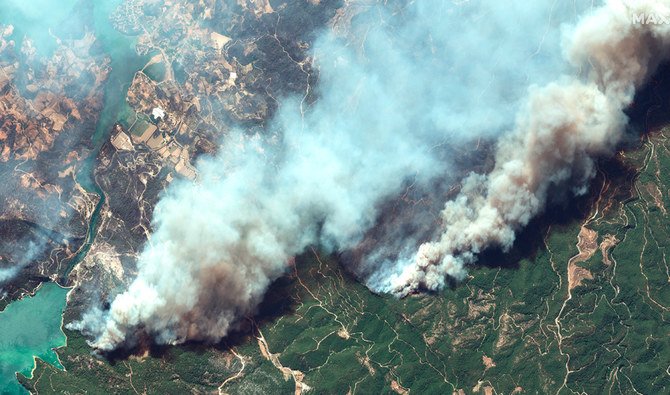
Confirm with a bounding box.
[0,1,145,392]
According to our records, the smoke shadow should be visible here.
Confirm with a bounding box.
[466,158,641,275]
[475,60,670,272]
[101,61,670,362]
[476,183,596,271]
[101,272,301,363]
[626,62,670,136]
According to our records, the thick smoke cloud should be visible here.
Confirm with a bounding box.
[74,0,670,350]
[385,0,670,295]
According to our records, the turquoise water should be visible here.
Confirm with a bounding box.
[0,2,78,394]
[0,0,80,56]
[0,283,69,395]
[0,0,146,393]
[65,0,148,279]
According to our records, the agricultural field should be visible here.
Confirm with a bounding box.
[23,128,670,394]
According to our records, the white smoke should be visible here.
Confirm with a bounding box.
[0,239,47,284]
[73,0,670,350]
[384,0,670,295]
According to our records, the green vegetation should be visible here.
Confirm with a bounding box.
[128,113,154,137]
[23,130,670,394]
[20,327,292,394]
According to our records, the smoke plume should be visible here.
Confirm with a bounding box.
[74,0,670,350]
[385,0,670,295]
[0,239,46,284]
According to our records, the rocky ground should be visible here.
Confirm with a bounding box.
[0,13,108,306]
[3,0,669,393]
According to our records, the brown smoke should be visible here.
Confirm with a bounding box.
[387,0,670,295]
[71,0,670,350]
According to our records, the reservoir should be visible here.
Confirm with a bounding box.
[0,283,69,395]
[0,0,145,392]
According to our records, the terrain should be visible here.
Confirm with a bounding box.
[20,124,670,393]
[0,0,668,394]
[0,6,107,307]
